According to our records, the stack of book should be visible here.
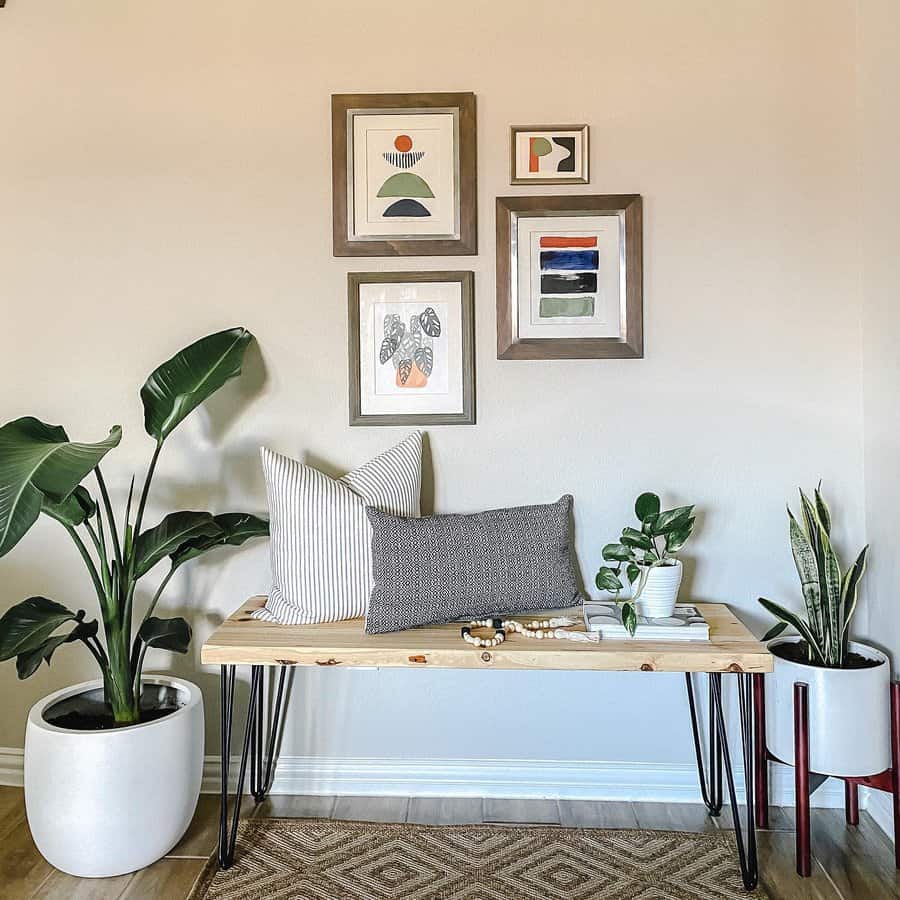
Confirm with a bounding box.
[583,601,710,641]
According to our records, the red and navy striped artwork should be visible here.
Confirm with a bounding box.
[538,235,599,318]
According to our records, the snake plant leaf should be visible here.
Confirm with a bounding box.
[757,597,825,664]
[41,486,97,527]
[654,505,694,534]
[170,512,269,568]
[138,616,191,653]
[15,619,98,679]
[814,484,831,536]
[634,492,660,522]
[840,544,868,638]
[0,596,79,661]
[595,566,623,593]
[602,542,632,563]
[621,527,652,551]
[140,328,253,443]
[621,601,638,636]
[133,511,223,578]
[0,418,121,558]
[788,508,822,636]
[762,621,789,642]
[820,530,843,664]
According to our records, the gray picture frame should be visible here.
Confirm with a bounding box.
[510,124,589,185]
[348,271,476,426]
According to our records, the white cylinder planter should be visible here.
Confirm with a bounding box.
[634,560,683,618]
[766,637,891,777]
[25,675,204,878]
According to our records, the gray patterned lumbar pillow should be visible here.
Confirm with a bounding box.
[365,495,580,634]
[253,433,422,625]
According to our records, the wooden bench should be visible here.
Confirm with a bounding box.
[202,598,772,890]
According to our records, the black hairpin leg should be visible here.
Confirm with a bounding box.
[218,664,289,869]
[686,672,759,891]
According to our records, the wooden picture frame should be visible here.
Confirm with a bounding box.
[332,92,477,257]
[510,125,589,185]
[348,271,476,426]
[496,195,643,360]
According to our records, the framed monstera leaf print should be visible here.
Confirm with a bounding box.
[332,93,477,256]
[348,271,475,426]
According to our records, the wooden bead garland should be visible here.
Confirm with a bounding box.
[461,616,581,648]
[461,618,506,648]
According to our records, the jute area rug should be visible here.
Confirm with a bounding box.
[188,818,767,899]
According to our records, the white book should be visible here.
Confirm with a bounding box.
[583,601,710,641]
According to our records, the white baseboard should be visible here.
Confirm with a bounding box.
[0,746,846,808]
[863,788,895,843]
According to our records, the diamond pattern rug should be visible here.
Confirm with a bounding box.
[188,819,767,899]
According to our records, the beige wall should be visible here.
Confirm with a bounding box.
[0,1,866,767]
[860,0,900,663]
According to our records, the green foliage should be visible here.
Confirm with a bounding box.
[0,329,268,725]
[758,485,868,668]
[595,492,696,636]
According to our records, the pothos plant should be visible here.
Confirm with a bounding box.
[380,307,441,389]
[758,485,868,668]
[0,328,268,726]
[595,492,695,635]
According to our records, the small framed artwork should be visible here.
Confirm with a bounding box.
[348,271,475,425]
[496,195,642,359]
[332,92,477,256]
[510,125,589,184]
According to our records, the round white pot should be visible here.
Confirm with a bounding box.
[634,560,683,618]
[25,675,204,878]
[766,637,891,777]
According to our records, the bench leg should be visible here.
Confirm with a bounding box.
[685,672,722,816]
[218,665,289,869]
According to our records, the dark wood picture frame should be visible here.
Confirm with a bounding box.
[509,124,589,185]
[332,92,477,257]
[348,271,476,426]
[496,195,643,360]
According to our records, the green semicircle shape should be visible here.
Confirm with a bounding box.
[376,172,435,199]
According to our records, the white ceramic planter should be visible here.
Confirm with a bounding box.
[634,560,683,618]
[766,637,891,777]
[25,675,204,878]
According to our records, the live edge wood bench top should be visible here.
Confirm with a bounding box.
[201,598,773,673]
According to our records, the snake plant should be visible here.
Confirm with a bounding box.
[758,485,868,668]
[0,328,268,725]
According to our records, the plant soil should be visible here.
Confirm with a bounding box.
[45,706,179,731]
[773,640,881,670]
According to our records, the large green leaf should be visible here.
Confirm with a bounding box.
[840,545,868,639]
[602,542,633,563]
[133,511,223,578]
[15,619,98,679]
[621,602,638,636]
[138,616,191,653]
[141,328,253,442]
[0,596,78,661]
[820,531,843,664]
[757,596,825,664]
[665,517,695,553]
[595,566,623,593]
[0,418,121,558]
[170,512,268,567]
[634,492,660,522]
[653,505,694,535]
[620,527,652,551]
[41,486,97,527]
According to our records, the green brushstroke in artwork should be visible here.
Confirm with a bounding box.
[539,297,596,318]
[377,172,435,199]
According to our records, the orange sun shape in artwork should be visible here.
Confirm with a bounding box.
[393,134,413,152]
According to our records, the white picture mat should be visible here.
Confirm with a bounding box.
[514,130,585,180]
[359,281,464,416]
[351,112,457,239]
[516,214,622,340]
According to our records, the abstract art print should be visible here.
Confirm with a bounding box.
[333,93,477,256]
[510,125,589,184]
[349,271,475,425]
[496,195,643,359]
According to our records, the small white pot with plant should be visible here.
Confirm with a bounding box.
[0,328,269,877]
[758,485,889,777]
[595,492,695,634]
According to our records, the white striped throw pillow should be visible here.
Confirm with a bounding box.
[252,432,422,625]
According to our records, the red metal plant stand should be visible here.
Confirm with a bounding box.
[754,677,900,877]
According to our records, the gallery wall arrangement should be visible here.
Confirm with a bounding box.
[333,92,644,425]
